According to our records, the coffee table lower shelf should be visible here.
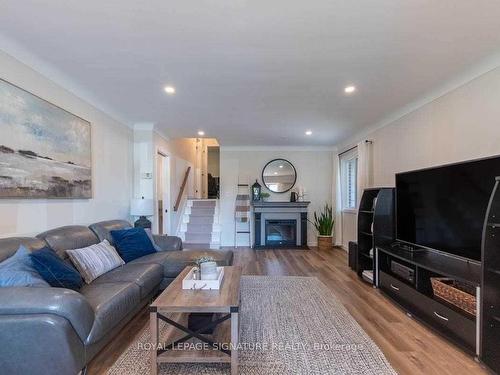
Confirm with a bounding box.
[150,310,239,374]
[157,349,232,364]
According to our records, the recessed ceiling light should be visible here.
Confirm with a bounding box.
[197,130,205,136]
[279,165,283,168]
[274,172,278,175]
[344,85,356,94]
[164,86,176,95]
[305,130,312,136]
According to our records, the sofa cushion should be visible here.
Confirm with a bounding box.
[66,240,125,284]
[0,237,47,263]
[0,245,49,287]
[30,248,83,290]
[111,228,156,263]
[37,226,99,260]
[152,234,183,251]
[131,249,233,278]
[80,282,140,344]
[88,220,132,246]
[0,287,95,342]
[128,251,171,267]
[92,263,162,299]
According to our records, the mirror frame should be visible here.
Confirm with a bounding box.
[261,158,297,194]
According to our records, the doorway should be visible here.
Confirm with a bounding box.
[207,146,220,198]
[156,152,171,235]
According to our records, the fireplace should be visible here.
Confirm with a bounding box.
[265,219,297,247]
[252,201,310,249]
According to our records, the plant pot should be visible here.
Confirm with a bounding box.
[317,235,333,251]
[200,261,218,280]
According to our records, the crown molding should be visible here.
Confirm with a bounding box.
[219,145,335,152]
[153,127,170,142]
[133,122,155,131]
[335,52,500,152]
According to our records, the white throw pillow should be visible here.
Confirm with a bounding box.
[66,240,124,284]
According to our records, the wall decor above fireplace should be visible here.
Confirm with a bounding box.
[261,158,297,193]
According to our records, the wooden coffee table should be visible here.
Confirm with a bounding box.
[149,266,242,375]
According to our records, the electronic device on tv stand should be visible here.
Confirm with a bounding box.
[390,241,425,253]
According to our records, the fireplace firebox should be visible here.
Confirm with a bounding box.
[265,219,296,247]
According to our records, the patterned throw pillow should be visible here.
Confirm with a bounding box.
[66,240,125,284]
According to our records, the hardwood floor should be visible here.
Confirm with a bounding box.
[88,247,488,375]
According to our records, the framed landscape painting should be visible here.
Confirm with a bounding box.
[0,79,91,198]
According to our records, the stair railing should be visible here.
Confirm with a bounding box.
[174,166,191,212]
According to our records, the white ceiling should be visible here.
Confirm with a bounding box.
[2,1,500,146]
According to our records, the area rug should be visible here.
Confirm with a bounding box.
[108,276,397,374]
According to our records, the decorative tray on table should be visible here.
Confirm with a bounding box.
[182,267,225,290]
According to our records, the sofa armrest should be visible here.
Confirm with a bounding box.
[153,235,183,251]
[0,287,94,341]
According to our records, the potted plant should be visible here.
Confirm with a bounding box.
[261,192,270,201]
[309,204,334,251]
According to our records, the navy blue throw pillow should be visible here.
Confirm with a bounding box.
[30,248,83,290]
[110,227,156,263]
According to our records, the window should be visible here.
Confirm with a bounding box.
[340,149,358,210]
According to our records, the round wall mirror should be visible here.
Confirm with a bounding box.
[262,159,297,193]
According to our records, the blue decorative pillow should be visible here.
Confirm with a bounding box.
[30,248,83,290]
[144,228,162,252]
[110,227,157,263]
[0,245,49,287]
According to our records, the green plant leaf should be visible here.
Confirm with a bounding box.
[308,203,334,235]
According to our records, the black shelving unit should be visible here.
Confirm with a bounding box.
[357,188,380,281]
[357,187,395,284]
[481,176,500,373]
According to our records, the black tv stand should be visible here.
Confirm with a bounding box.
[377,242,480,354]
[390,242,426,253]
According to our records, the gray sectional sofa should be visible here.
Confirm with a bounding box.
[0,219,233,375]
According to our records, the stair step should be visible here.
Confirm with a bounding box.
[185,231,213,236]
[187,223,213,233]
[183,242,212,249]
[189,216,214,225]
[191,200,217,208]
[190,208,215,216]
[185,233,212,242]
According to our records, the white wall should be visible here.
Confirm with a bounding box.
[341,212,357,249]
[154,135,197,235]
[0,50,134,237]
[338,65,500,246]
[220,147,333,247]
[134,125,155,199]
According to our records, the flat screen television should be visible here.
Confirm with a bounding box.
[396,155,500,261]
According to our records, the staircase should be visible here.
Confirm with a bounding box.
[179,199,221,249]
